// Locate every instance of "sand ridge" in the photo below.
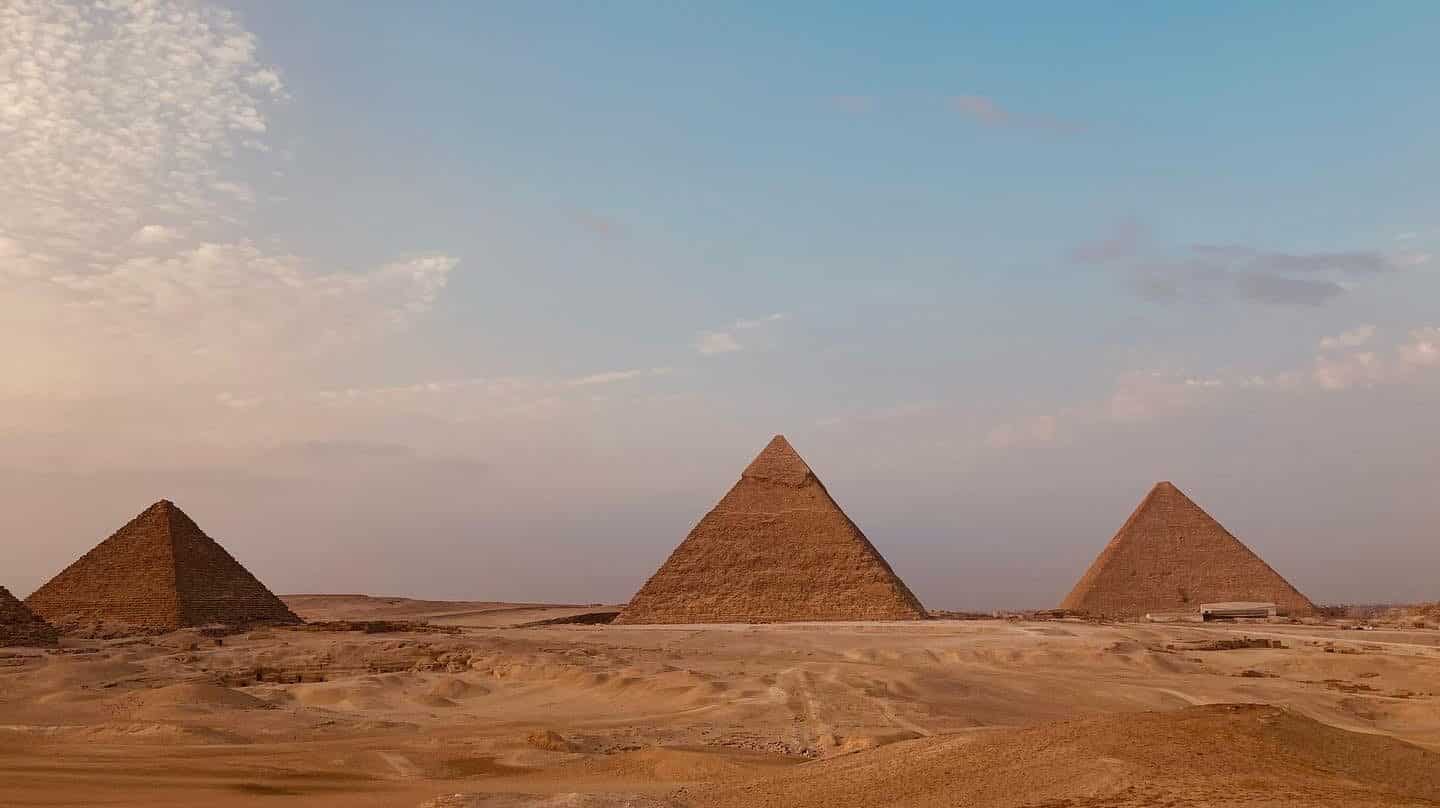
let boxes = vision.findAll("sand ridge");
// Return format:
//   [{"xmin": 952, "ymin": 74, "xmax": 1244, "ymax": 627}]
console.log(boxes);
[{"xmin": 697, "ymin": 703, "xmax": 1440, "ymax": 808}]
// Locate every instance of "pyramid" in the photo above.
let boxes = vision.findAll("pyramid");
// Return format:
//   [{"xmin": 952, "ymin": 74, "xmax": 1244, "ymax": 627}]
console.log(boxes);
[
  {"xmin": 615, "ymin": 435, "xmax": 928, "ymax": 624},
  {"xmin": 26, "ymin": 500, "xmax": 302, "ymax": 632},
  {"xmin": 0, "ymin": 586, "xmax": 59, "ymax": 647},
  {"xmin": 1060, "ymin": 481, "xmax": 1315, "ymax": 618}
]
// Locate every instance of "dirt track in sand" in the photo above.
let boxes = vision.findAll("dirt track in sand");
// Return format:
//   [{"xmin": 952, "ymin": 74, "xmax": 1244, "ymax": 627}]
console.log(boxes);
[{"xmin": 2, "ymin": 596, "xmax": 1439, "ymax": 807}]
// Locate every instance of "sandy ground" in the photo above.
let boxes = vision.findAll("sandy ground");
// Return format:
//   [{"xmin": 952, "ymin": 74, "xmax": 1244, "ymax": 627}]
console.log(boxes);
[{"xmin": 3, "ymin": 596, "xmax": 1440, "ymax": 807}]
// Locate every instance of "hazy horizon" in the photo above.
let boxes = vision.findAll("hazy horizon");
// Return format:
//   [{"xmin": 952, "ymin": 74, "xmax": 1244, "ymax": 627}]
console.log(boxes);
[{"xmin": 3, "ymin": 1, "xmax": 1437, "ymax": 612}]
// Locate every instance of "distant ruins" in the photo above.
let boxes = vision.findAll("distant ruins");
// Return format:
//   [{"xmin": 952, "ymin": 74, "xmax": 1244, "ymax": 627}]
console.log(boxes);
[
  {"xmin": 615, "ymin": 435, "xmax": 928, "ymax": 624},
  {"xmin": 0, "ymin": 586, "xmax": 58, "ymax": 647},
  {"xmin": 26, "ymin": 500, "xmax": 302, "ymax": 632},
  {"xmin": 1061, "ymin": 481, "xmax": 1315, "ymax": 618}
]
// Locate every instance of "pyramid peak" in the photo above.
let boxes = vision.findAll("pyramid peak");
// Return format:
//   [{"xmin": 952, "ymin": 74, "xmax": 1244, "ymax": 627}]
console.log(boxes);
[
  {"xmin": 742, "ymin": 434, "xmax": 814, "ymax": 486},
  {"xmin": 143, "ymin": 499, "xmax": 179, "ymax": 514}
]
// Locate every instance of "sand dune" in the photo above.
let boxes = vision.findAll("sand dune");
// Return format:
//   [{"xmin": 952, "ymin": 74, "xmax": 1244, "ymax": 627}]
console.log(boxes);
[
  {"xmin": 698, "ymin": 703, "xmax": 1440, "ymax": 808},
  {"xmin": 3, "ymin": 605, "xmax": 1440, "ymax": 806}
]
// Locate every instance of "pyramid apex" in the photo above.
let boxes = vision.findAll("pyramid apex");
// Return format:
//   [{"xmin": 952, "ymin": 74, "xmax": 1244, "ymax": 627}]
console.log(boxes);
[
  {"xmin": 764, "ymin": 434, "xmax": 794, "ymax": 451},
  {"xmin": 742, "ymin": 434, "xmax": 814, "ymax": 486},
  {"xmin": 1141, "ymin": 480, "xmax": 1186, "ymax": 501},
  {"xmin": 140, "ymin": 500, "xmax": 190, "ymax": 528}
]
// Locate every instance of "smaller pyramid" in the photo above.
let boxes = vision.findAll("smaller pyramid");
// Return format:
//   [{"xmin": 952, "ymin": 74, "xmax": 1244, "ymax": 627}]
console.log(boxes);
[
  {"xmin": 0, "ymin": 586, "xmax": 59, "ymax": 647},
  {"xmin": 26, "ymin": 501, "xmax": 302, "ymax": 632},
  {"xmin": 1060, "ymin": 482, "xmax": 1315, "ymax": 618},
  {"xmin": 615, "ymin": 435, "xmax": 928, "ymax": 624}
]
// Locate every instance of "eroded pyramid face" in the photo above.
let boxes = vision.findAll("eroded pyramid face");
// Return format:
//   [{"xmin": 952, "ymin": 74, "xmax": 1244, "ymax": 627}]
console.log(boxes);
[
  {"xmin": 615, "ymin": 435, "xmax": 928, "ymax": 624},
  {"xmin": 25, "ymin": 500, "xmax": 301, "ymax": 632},
  {"xmin": 1060, "ymin": 482, "xmax": 1314, "ymax": 618}
]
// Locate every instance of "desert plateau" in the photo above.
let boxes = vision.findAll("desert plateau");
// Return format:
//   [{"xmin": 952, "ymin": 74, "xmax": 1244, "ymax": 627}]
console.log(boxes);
[{"xmin": 4, "ymin": 595, "xmax": 1440, "ymax": 807}]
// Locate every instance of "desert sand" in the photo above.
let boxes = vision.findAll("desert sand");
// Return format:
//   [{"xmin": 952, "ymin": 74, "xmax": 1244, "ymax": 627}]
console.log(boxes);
[{"xmin": 3, "ymin": 595, "xmax": 1440, "ymax": 807}]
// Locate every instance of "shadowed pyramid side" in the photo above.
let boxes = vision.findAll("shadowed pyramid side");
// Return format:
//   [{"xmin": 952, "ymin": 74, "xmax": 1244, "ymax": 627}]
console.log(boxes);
[
  {"xmin": 1060, "ymin": 481, "xmax": 1315, "ymax": 618},
  {"xmin": 26, "ymin": 500, "xmax": 301, "ymax": 632},
  {"xmin": 0, "ymin": 586, "xmax": 58, "ymax": 647},
  {"xmin": 615, "ymin": 435, "xmax": 928, "ymax": 624},
  {"xmin": 164, "ymin": 504, "xmax": 302, "ymax": 627}
]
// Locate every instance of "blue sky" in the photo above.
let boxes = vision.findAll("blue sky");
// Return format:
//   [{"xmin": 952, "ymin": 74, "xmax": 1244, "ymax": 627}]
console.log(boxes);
[
  {"xmin": 235, "ymin": 0, "xmax": 1440, "ymax": 381},
  {"xmin": 2, "ymin": 1, "xmax": 1438, "ymax": 609}
]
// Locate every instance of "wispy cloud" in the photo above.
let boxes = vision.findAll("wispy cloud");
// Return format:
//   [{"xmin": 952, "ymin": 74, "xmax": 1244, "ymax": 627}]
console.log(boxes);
[
  {"xmin": 1315, "ymin": 326, "xmax": 1440, "ymax": 389},
  {"xmin": 732, "ymin": 313, "xmax": 788, "ymax": 330},
  {"xmin": 1131, "ymin": 250, "xmax": 1416, "ymax": 306},
  {"xmin": 985, "ymin": 415, "xmax": 1058, "ymax": 449},
  {"xmin": 0, "ymin": 0, "xmax": 459, "ymax": 401},
  {"xmin": 1190, "ymin": 245, "xmax": 1401, "ymax": 275},
  {"xmin": 312, "ymin": 367, "xmax": 671, "ymax": 404},
  {"xmin": 1319, "ymin": 325, "xmax": 1376, "ymax": 351},
  {"xmin": 1398, "ymin": 327, "xmax": 1440, "ymax": 368},
  {"xmin": 1068, "ymin": 220, "xmax": 1145, "ymax": 264},
  {"xmin": 949, "ymin": 95, "xmax": 1083, "ymax": 133},
  {"xmin": 1312, "ymin": 350, "xmax": 1386, "ymax": 391},
  {"xmin": 0, "ymin": 0, "xmax": 283, "ymax": 252},
  {"xmin": 984, "ymin": 325, "xmax": 1440, "ymax": 446},
  {"xmin": 1070, "ymin": 222, "xmax": 1427, "ymax": 307},
  {"xmin": 694, "ymin": 313, "xmax": 788, "ymax": 356},
  {"xmin": 816, "ymin": 400, "xmax": 941, "ymax": 430},
  {"xmin": 696, "ymin": 331, "xmax": 742, "ymax": 355},
  {"xmin": 130, "ymin": 225, "xmax": 182, "ymax": 247},
  {"xmin": 567, "ymin": 368, "xmax": 672, "ymax": 387}
]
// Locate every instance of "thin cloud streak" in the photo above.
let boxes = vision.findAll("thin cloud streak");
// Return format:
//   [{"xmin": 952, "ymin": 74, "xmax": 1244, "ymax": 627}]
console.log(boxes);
[
  {"xmin": 949, "ymin": 94, "xmax": 1085, "ymax": 133},
  {"xmin": 1070, "ymin": 222, "xmax": 1428, "ymax": 306},
  {"xmin": 695, "ymin": 313, "xmax": 788, "ymax": 356},
  {"xmin": 985, "ymin": 325, "xmax": 1440, "ymax": 449}
]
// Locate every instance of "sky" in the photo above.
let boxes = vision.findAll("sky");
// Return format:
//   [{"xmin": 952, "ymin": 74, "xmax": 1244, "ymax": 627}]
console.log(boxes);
[{"xmin": 2, "ymin": 0, "xmax": 1438, "ymax": 610}]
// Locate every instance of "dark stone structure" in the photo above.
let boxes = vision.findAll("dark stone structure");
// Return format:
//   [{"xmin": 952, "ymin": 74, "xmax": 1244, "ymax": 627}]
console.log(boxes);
[
  {"xmin": 26, "ymin": 500, "xmax": 301, "ymax": 632},
  {"xmin": 1061, "ymin": 482, "xmax": 1315, "ymax": 618},
  {"xmin": 616, "ymin": 435, "xmax": 927, "ymax": 624}
]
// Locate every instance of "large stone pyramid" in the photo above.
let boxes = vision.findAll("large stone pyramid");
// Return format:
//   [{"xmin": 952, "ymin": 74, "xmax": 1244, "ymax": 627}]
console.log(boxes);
[
  {"xmin": 1060, "ymin": 481, "xmax": 1315, "ymax": 618},
  {"xmin": 26, "ymin": 500, "xmax": 302, "ymax": 632},
  {"xmin": 0, "ymin": 586, "xmax": 58, "ymax": 647},
  {"xmin": 615, "ymin": 435, "xmax": 928, "ymax": 624}
]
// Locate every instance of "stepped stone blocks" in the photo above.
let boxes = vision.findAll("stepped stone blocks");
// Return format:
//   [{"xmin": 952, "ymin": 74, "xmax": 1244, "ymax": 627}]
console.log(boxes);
[
  {"xmin": 0, "ymin": 586, "xmax": 58, "ymax": 647},
  {"xmin": 1060, "ymin": 481, "xmax": 1315, "ymax": 619},
  {"xmin": 26, "ymin": 500, "xmax": 302, "ymax": 632},
  {"xmin": 615, "ymin": 435, "xmax": 928, "ymax": 624}
]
